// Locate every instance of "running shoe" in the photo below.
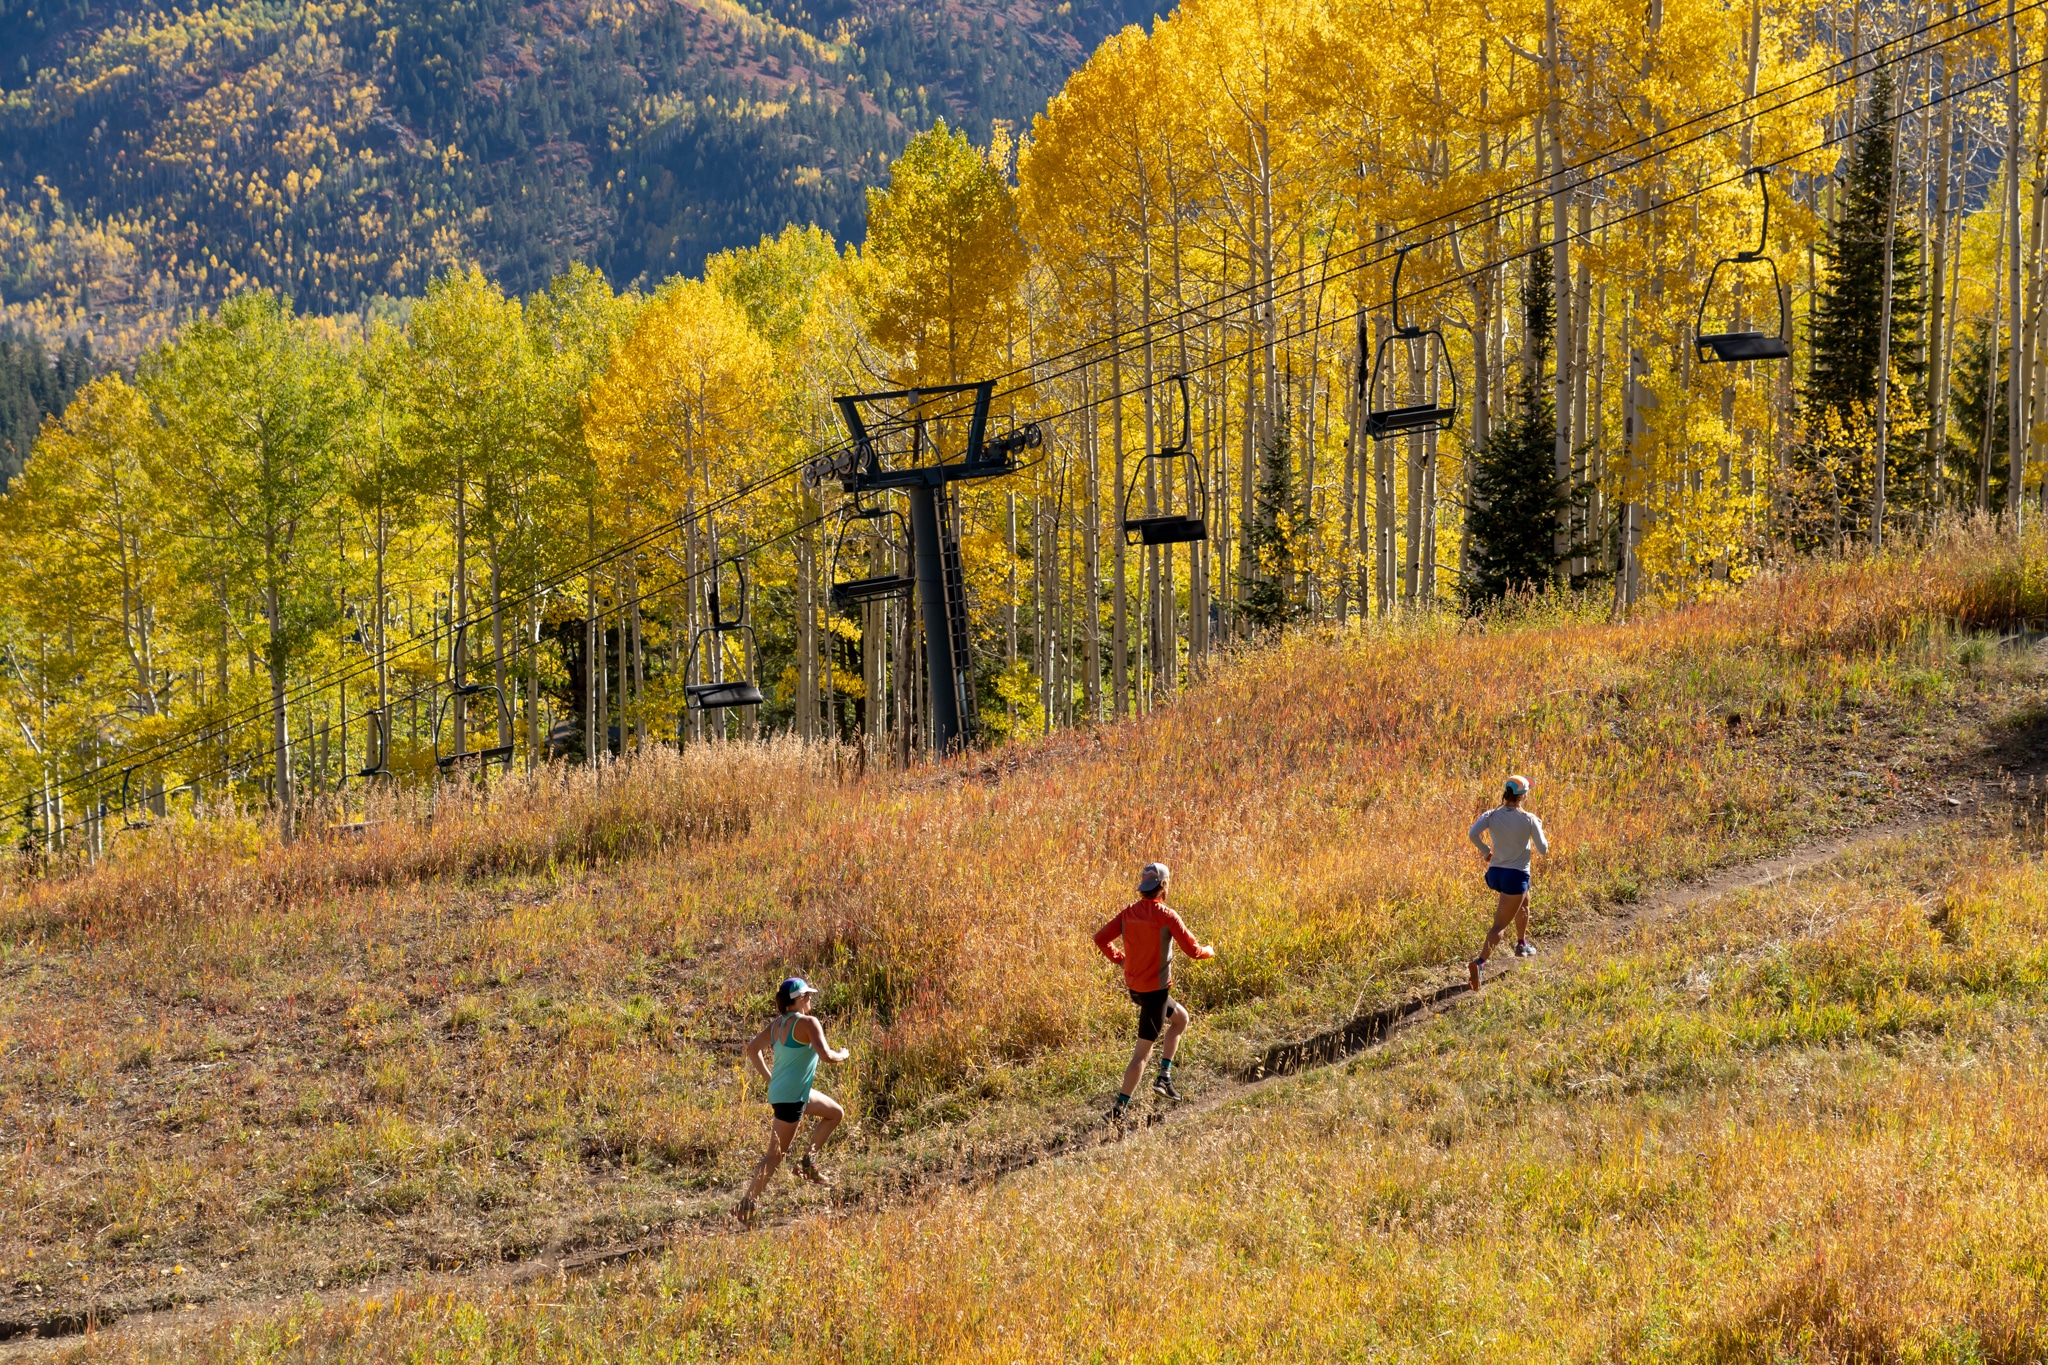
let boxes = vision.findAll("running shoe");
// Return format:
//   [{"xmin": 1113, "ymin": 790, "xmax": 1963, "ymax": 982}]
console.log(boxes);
[
  {"xmin": 1106, "ymin": 1100, "xmax": 1133, "ymax": 1127},
  {"xmin": 1514, "ymin": 940, "xmax": 1537, "ymax": 958},
  {"xmin": 1152, "ymin": 1073, "xmax": 1182, "ymax": 1102},
  {"xmin": 732, "ymin": 1197, "xmax": 756, "ymax": 1228},
  {"xmin": 796, "ymin": 1153, "xmax": 833, "ymax": 1187}
]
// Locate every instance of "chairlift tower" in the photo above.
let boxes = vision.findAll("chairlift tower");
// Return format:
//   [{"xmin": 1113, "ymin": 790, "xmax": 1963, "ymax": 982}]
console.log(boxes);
[{"xmin": 811, "ymin": 381, "xmax": 1039, "ymax": 754}]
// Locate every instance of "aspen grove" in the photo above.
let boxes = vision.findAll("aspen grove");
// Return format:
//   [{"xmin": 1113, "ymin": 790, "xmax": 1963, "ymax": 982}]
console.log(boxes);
[{"xmin": 2, "ymin": 0, "xmax": 2039, "ymax": 853}]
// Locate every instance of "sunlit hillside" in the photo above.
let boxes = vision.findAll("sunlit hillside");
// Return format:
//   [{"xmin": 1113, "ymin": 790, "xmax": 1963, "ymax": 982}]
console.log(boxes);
[
  {"xmin": 0, "ymin": 0, "xmax": 1152, "ymax": 366},
  {"xmin": 0, "ymin": 540, "xmax": 2043, "ymax": 1356},
  {"xmin": 4, "ymin": 0, "xmax": 2048, "ymax": 1345}
]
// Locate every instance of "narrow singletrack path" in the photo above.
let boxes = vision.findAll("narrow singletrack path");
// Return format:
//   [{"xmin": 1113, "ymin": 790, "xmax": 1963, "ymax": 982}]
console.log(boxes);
[{"xmin": 9, "ymin": 763, "xmax": 2045, "ymax": 1357}]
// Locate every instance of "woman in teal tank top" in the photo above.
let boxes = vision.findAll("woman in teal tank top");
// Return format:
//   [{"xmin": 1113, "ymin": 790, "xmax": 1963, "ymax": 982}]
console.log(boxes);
[{"xmin": 735, "ymin": 976, "xmax": 849, "ymax": 1227}]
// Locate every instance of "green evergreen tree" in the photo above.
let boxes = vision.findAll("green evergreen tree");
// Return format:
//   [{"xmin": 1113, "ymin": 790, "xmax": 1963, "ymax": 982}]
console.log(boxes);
[
  {"xmin": 1239, "ymin": 427, "xmax": 1311, "ymax": 630},
  {"xmin": 1464, "ymin": 249, "xmax": 1568, "ymax": 605},
  {"xmin": 0, "ymin": 328, "xmax": 92, "ymax": 492},
  {"xmin": 1792, "ymin": 67, "xmax": 1931, "ymax": 546},
  {"xmin": 1946, "ymin": 326, "xmax": 2014, "ymax": 510},
  {"xmin": 1806, "ymin": 68, "xmax": 1926, "ymax": 417}
]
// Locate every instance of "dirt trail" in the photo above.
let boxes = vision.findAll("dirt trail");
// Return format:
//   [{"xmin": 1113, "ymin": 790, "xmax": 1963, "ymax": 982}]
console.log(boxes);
[{"xmin": 9, "ymin": 765, "xmax": 2045, "ymax": 1358}]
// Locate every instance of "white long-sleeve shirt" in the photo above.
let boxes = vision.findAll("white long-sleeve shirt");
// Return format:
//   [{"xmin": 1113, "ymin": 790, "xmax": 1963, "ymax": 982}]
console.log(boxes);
[{"xmin": 1469, "ymin": 805, "xmax": 1549, "ymax": 871}]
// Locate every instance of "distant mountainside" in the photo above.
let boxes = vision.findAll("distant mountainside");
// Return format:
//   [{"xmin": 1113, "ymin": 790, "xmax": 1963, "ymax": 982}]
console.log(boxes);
[{"xmin": 0, "ymin": 0, "xmax": 1154, "ymax": 363}]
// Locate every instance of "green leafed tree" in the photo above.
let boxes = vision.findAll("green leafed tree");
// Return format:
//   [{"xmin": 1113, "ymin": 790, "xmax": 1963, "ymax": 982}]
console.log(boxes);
[{"xmin": 141, "ymin": 294, "xmax": 361, "ymax": 840}]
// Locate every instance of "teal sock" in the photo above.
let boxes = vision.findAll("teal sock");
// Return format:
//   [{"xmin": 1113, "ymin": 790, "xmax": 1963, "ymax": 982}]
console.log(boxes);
[
  {"xmin": 1114, "ymin": 1092, "xmax": 1130, "ymax": 1107},
  {"xmin": 1157, "ymin": 1057, "xmax": 1175, "ymax": 1074}
]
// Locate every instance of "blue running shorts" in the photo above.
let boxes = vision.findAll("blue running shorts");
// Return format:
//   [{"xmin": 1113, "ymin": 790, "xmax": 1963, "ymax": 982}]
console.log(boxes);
[{"xmin": 1485, "ymin": 866, "xmax": 1532, "ymax": 896}]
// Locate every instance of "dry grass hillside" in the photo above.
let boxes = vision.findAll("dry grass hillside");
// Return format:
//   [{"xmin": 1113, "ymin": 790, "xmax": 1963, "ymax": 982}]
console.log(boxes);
[{"xmin": 2, "ymin": 535, "xmax": 2046, "ymax": 1357}]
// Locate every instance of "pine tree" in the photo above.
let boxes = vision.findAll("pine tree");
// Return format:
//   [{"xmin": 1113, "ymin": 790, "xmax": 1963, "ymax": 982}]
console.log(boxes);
[
  {"xmin": 1239, "ymin": 427, "xmax": 1310, "ymax": 630},
  {"xmin": 1793, "ymin": 67, "xmax": 1928, "ymax": 544},
  {"xmin": 0, "ymin": 329, "xmax": 92, "ymax": 492},
  {"xmin": 1946, "ymin": 326, "xmax": 2013, "ymax": 510},
  {"xmin": 1464, "ymin": 250, "xmax": 1568, "ymax": 605},
  {"xmin": 1806, "ymin": 67, "xmax": 1926, "ymax": 420}
]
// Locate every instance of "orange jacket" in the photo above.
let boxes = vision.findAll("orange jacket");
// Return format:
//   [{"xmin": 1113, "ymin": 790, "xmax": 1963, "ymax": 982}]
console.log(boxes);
[{"xmin": 1094, "ymin": 896, "xmax": 1212, "ymax": 993}]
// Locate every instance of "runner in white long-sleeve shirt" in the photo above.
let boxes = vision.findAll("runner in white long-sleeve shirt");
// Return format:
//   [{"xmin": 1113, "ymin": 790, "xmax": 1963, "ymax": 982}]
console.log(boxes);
[{"xmin": 1467, "ymin": 775, "xmax": 1549, "ymax": 991}]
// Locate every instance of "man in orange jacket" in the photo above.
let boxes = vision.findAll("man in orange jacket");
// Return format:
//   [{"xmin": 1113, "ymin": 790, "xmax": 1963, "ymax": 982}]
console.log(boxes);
[{"xmin": 1094, "ymin": 861, "xmax": 1216, "ymax": 1120}]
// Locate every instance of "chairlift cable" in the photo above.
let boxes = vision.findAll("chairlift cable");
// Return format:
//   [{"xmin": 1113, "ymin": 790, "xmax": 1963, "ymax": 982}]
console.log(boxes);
[
  {"xmin": 33, "ymin": 504, "xmax": 851, "ymax": 844},
  {"xmin": 16, "ymin": 446, "xmax": 838, "ymax": 809},
  {"xmin": 15, "ymin": 14, "xmax": 2024, "ymax": 817},
  {"xmin": 898, "ymin": 2, "xmax": 2023, "ymax": 438},
  {"xmin": 1013, "ymin": 43, "xmax": 2041, "ymax": 437},
  {"xmin": 947, "ymin": 0, "xmax": 2032, "ymax": 405}
]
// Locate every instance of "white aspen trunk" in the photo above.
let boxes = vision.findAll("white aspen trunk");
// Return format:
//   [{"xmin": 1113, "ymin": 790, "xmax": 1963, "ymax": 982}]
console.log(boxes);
[
  {"xmin": 1340, "ymin": 305, "xmax": 1360, "ymax": 625},
  {"xmin": 2009, "ymin": 0, "xmax": 2027, "ymax": 532},
  {"xmin": 1546, "ymin": 0, "xmax": 1574, "ymax": 572},
  {"xmin": 1402, "ymin": 336, "xmax": 1423, "ymax": 604},
  {"xmin": 584, "ymin": 504, "xmax": 597, "ymax": 760},
  {"xmin": 453, "ymin": 457, "xmax": 469, "ymax": 759},
  {"xmin": 1873, "ymin": 65, "xmax": 1904, "ymax": 550},
  {"xmin": 490, "ymin": 534, "xmax": 508, "ymax": 749},
  {"xmin": 1571, "ymin": 193, "xmax": 1593, "ymax": 579},
  {"xmin": 1985, "ymin": 199, "xmax": 2009, "ymax": 513},
  {"xmin": 1110, "ymin": 276, "xmax": 1130, "ymax": 715},
  {"xmin": 1929, "ymin": 9, "xmax": 1956, "ymax": 473},
  {"xmin": 1084, "ymin": 376, "xmax": 1102, "ymax": 720},
  {"xmin": 2024, "ymin": 65, "xmax": 2048, "ymax": 513}
]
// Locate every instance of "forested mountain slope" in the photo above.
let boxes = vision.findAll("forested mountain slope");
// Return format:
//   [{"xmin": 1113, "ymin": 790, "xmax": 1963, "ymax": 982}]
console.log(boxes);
[{"xmin": 0, "ymin": 0, "xmax": 1152, "ymax": 360}]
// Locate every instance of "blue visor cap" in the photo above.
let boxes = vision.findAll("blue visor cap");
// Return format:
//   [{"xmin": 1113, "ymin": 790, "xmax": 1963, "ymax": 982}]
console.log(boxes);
[{"xmin": 778, "ymin": 977, "xmax": 815, "ymax": 1002}]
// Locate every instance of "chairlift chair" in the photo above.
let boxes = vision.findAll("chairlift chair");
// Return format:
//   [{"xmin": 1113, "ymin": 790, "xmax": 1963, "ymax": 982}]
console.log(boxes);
[
  {"xmin": 117, "ymin": 768, "xmax": 195, "ymax": 834},
  {"xmin": 1364, "ymin": 246, "xmax": 1461, "ymax": 441},
  {"xmin": 119, "ymin": 766, "xmax": 152, "ymax": 832},
  {"xmin": 434, "ymin": 682, "xmax": 515, "ymax": 771},
  {"xmin": 829, "ymin": 494, "xmax": 916, "ymax": 609},
  {"xmin": 1695, "ymin": 168, "xmax": 1792, "ymax": 364},
  {"xmin": 358, "ymin": 708, "xmax": 393, "ymax": 779},
  {"xmin": 433, "ymin": 627, "xmax": 515, "ymax": 771},
  {"xmin": 1121, "ymin": 374, "xmax": 1208, "ymax": 546},
  {"xmin": 344, "ymin": 607, "xmax": 392, "ymax": 776},
  {"xmin": 685, "ymin": 555, "xmax": 766, "ymax": 711},
  {"xmin": 344, "ymin": 605, "xmax": 374, "ymax": 656}
]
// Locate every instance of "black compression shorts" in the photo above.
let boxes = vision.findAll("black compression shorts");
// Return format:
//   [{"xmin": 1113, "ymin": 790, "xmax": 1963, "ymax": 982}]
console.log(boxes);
[{"xmin": 1130, "ymin": 987, "xmax": 1175, "ymax": 1042}]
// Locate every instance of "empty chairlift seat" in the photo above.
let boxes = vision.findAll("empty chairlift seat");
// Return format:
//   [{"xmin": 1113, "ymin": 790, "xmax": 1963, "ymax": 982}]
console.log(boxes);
[
  {"xmin": 435, "ymin": 680, "xmax": 515, "ymax": 771},
  {"xmin": 1696, "ymin": 167, "xmax": 1792, "ymax": 365},
  {"xmin": 1364, "ymin": 245, "xmax": 1460, "ymax": 442},
  {"xmin": 686, "ymin": 553, "xmax": 765, "ymax": 711},
  {"xmin": 829, "ymin": 496, "xmax": 916, "ymax": 609},
  {"xmin": 1121, "ymin": 373, "xmax": 1209, "ymax": 546}
]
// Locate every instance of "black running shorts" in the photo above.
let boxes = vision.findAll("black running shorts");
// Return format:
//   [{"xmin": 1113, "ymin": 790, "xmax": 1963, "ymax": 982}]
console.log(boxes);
[
  {"xmin": 1130, "ymin": 987, "xmax": 1174, "ymax": 1041},
  {"xmin": 770, "ymin": 1100, "xmax": 808, "ymax": 1123}
]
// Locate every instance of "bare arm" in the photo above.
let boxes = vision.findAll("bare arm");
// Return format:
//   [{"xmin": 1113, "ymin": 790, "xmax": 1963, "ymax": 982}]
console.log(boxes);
[
  {"xmin": 740, "ymin": 1022, "xmax": 775, "ymax": 1082},
  {"xmin": 798, "ymin": 1014, "xmax": 850, "ymax": 1065}
]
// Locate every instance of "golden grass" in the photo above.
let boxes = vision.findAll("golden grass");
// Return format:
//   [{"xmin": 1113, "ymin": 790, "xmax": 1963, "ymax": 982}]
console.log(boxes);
[
  {"xmin": 1, "ymin": 535, "xmax": 2044, "ymax": 1335},
  {"xmin": 142, "ymin": 818, "xmax": 2048, "ymax": 1364}
]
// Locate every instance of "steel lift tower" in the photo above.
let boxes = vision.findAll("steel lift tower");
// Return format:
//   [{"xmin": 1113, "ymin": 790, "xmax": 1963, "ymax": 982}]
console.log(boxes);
[{"xmin": 809, "ymin": 382, "xmax": 1038, "ymax": 754}]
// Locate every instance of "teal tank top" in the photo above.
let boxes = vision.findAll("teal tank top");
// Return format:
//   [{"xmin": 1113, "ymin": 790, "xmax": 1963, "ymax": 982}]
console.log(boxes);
[{"xmin": 767, "ymin": 1013, "xmax": 819, "ymax": 1104}]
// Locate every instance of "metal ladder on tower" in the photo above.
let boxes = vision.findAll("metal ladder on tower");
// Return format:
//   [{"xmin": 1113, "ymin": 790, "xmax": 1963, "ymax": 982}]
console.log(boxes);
[{"xmin": 938, "ymin": 491, "xmax": 976, "ymax": 741}]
